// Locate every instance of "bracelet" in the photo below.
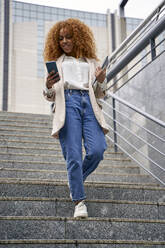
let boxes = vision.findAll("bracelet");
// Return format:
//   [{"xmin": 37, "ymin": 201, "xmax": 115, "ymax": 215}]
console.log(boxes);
[
  {"xmin": 44, "ymin": 87, "xmax": 54, "ymax": 97},
  {"xmin": 97, "ymin": 77, "xmax": 107, "ymax": 91}
]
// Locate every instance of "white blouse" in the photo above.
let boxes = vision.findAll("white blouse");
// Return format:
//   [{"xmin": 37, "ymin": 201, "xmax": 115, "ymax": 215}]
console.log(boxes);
[{"xmin": 62, "ymin": 56, "xmax": 89, "ymax": 90}]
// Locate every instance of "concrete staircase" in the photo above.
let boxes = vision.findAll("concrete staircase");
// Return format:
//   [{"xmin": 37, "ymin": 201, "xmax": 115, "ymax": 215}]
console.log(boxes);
[{"xmin": 0, "ymin": 111, "xmax": 165, "ymax": 247}]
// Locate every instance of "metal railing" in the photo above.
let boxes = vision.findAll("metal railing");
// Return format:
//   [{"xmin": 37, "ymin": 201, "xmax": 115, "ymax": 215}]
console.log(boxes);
[
  {"xmin": 106, "ymin": 0, "xmax": 165, "ymax": 92},
  {"xmin": 102, "ymin": 0, "xmax": 165, "ymax": 186},
  {"xmin": 102, "ymin": 93, "xmax": 165, "ymax": 186}
]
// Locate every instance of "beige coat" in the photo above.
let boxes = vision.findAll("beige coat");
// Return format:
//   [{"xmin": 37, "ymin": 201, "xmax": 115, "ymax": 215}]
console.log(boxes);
[{"xmin": 43, "ymin": 54, "xmax": 109, "ymax": 138}]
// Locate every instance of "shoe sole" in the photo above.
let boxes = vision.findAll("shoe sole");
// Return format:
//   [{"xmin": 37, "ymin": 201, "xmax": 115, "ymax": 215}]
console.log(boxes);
[{"xmin": 74, "ymin": 213, "xmax": 88, "ymax": 218}]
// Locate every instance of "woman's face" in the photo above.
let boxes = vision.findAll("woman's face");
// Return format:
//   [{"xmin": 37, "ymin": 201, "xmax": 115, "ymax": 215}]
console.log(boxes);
[{"xmin": 59, "ymin": 27, "xmax": 74, "ymax": 55}]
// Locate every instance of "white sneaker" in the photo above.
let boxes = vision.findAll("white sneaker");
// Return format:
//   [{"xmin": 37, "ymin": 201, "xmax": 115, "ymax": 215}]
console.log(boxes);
[{"xmin": 74, "ymin": 201, "xmax": 88, "ymax": 218}]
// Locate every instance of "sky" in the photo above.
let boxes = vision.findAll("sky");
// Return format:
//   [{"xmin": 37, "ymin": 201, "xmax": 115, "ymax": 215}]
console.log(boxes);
[{"xmin": 16, "ymin": 0, "xmax": 163, "ymax": 19}]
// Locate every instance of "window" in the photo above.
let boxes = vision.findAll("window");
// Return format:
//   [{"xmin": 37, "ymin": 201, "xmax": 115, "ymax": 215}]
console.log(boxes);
[
  {"xmin": 15, "ymin": 2, "xmax": 24, "ymax": 9},
  {"xmin": 23, "ymin": 3, "xmax": 30, "ymax": 10},
  {"xmin": 15, "ymin": 16, "xmax": 23, "ymax": 22},
  {"xmin": 31, "ymin": 4, "xmax": 37, "ymax": 11},
  {"xmin": 23, "ymin": 17, "xmax": 30, "ymax": 22},
  {"xmin": 30, "ymin": 11, "xmax": 37, "ymax": 19},
  {"xmin": 37, "ymin": 12, "xmax": 44, "ymax": 19},
  {"xmin": 15, "ymin": 8, "xmax": 23, "ymax": 16},
  {"xmin": 23, "ymin": 10, "xmax": 30, "ymax": 17}
]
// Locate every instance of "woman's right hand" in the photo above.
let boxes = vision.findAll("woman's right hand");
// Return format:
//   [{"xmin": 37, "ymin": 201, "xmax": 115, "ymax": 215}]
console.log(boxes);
[{"xmin": 46, "ymin": 70, "xmax": 60, "ymax": 89}]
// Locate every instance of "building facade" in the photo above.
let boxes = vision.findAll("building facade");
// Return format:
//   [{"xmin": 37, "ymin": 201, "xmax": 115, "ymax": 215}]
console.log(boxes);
[{"xmin": 0, "ymin": 0, "xmax": 142, "ymax": 114}]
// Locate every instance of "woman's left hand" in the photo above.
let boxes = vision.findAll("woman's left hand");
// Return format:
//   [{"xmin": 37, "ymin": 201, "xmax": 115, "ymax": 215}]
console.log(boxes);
[{"xmin": 95, "ymin": 66, "xmax": 106, "ymax": 83}]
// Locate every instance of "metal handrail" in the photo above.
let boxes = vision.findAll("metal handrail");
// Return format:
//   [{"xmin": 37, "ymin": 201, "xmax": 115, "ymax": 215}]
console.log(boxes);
[
  {"xmin": 103, "ymin": 100, "xmax": 165, "ymax": 142},
  {"xmin": 104, "ymin": 92, "xmax": 165, "ymax": 128},
  {"xmin": 107, "ymin": 124, "xmax": 165, "ymax": 174},
  {"xmin": 109, "ymin": 0, "xmax": 165, "ymax": 61},
  {"xmin": 107, "ymin": 36, "xmax": 165, "ymax": 91},
  {"xmin": 106, "ymin": 13, "xmax": 165, "ymax": 82},
  {"xmin": 102, "ymin": 1, "xmax": 165, "ymax": 186},
  {"xmin": 106, "ymin": 135, "xmax": 165, "ymax": 186},
  {"xmin": 102, "ymin": 96, "xmax": 165, "ymax": 186},
  {"xmin": 103, "ymin": 110, "xmax": 165, "ymax": 158},
  {"xmin": 111, "ymin": 6, "xmax": 165, "ymax": 64}
]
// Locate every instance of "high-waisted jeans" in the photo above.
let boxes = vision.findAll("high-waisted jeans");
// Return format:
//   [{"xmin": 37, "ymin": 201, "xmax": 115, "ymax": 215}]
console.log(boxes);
[{"xmin": 59, "ymin": 89, "xmax": 107, "ymax": 201}]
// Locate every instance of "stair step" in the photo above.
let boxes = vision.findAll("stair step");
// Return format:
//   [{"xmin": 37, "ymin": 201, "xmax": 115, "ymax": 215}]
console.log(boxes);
[
  {"xmin": 0, "ymin": 111, "xmax": 164, "ymax": 245},
  {"xmin": 0, "ymin": 128, "xmax": 50, "ymax": 137},
  {"xmin": 0, "ymin": 168, "xmax": 156, "ymax": 183},
  {"xmin": 0, "ymin": 133, "xmax": 55, "ymax": 143},
  {"xmin": 0, "ymin": 146, "xmax": 123, "ymax": 158},
  {"xmin": 0, "ymin": 179, "xmax": 163, "ymax": 201},
  {"xmin": 0, "ymin": 138, "xmax": 114, "ymax": 151},
  {"xmin": 0, "ymin": 119, "xmax": 52, "ymax": 128},
  {"xmin": 0, "ymin": 239, "xmax": 165, "ymax": 247},
  {"xmin": 0, "ymin": 151, "xmax": 132, "ymax": 164},
  {"xmin": 0, "ymin": 122, "xmax": 52, "ymax": 130},
  {"xmin": 0, "ymin": 197, "xmax": 164, "ymax": 219},
  {"xmin": 0, "ymin": 111, "xmax": 52, "ymax": 121},
  {"xmin": 0, "ymin": 134, "xmax": 112, "ymax": 149},
  {"xmin": 0, "ymin": 160, "xmax": 140, "ymax": 173},
  {"xmin": 0, "ymin": 216, "xmax": 165, "ymax": 241},
  {"xmin": 0, "ymin": 139, "xmax": 63, "ymax": 149}
]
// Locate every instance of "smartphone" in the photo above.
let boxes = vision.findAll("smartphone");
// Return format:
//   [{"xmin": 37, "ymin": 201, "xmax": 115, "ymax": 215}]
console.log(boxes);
[
  {"xmin": 46, "ymin": 61, "xmax": 58, "ymax": 74},
  {"xmin": 92, "ymin": 56, "xmax": 109, "ymax": 86},
  {"xmin": 101, "ymin": 56, "xmax": 109, "ymax": 70}
]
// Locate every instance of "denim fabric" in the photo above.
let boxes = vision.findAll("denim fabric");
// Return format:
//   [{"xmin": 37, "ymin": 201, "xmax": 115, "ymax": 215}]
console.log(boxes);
[{"xmin": 59, "ymin": 89, "xmax": 107, "ymax": 201}]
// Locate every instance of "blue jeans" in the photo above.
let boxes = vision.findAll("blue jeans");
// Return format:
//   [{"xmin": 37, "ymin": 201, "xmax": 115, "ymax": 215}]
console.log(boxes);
[{"xmin": 59, "ymin": 89, "xmax": 107, "ymax": 201}]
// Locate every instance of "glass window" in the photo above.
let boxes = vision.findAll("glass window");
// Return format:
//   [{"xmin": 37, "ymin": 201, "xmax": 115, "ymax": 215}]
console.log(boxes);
[
  {"xmin": 13, "ymin": 1, "xmax": 16, "ymax": 8},
  {"xmin": 37, "ymin": 12, "xmax": 44, "ymax": 19},
  {"xmin": 71, "ymin": 10, "xmax": 78, "ymax": 17},
  {"xmin": 23, "ymin": 3, "xmax": 30, "ymax": 10},
  {"xmin": 23, "ymin": 10, "xmax": 30, "ymax": 17},
  {"xmin": 23, "ymin": 17, "xmax": 30, "ymax": 22},
  {"xmin": 91, "ymin": 19, "xmax": 97, "ymax": 26},
  {"xmin": 45, "ymin": 6, "xmax": 52, "ymax": 13},
  {"xmin": 15, "ymin": 2, "xmax": 24, "ymax": 9},
  {"xmin": 85, "ymin": 12, "xmax": 91, "ymax": 19},
  {"xmin": 13, "ymin": 15, "xmax": 16, "ymax": 23},
  {"xmin": 30, "ymin": 11, "xmax": 37, "ymax": 18},
  {"xmin": 57, "ymin": 15, "xmax": 65, "ymax": 21},
  {"xmin": 58, "ymin": 8, "xmax": 64, "ymax": 15},
  {"xmin": 38, "ymin": 43, "xmax": 44, "ymax": 50},
  {"xmin": 37, "ymin": 24, "xmax": 44, "ymax": 31},
  {"xmin": 64, "ymin": 9, "xmax": 71, "ymax": 16},
  {"xmin": 15, "ymin": 8, "xmax": 23, "ymax": 16},
  {"xmin": 31, "ymin": 4, "xmax": 37, "ymax": 11},
  {"xmin": 44, "ymin": 13, "xmax": 51, "ymax": 21},
  {"xmin": 15, "ymin": 16, "xmax": 23, "ymax": 22},
  {"xmin": 51, "ymin": 15, "xmax": 58, "ymax": 21},
  {"xmin": 37, "ymin": 19, "xmax": 44, "ymax": 25},
  {"xmin": 38, "ymin": 50, "xmax": 43, "ymax": 56},
  {"xmin": 79, "ymin": 11, "xmax": 85, "ymax": 18},
  {"xmin": 37, "ymin": 5, "xmax": 44, "ymax": 12},
  {"xmin": 51, "ymin": 8, "xmax": 58, "ymax": 15},
  {"xmin": 38, "ymin": 29, "xmax": 43, "ymax": 36},
  {"xmin": 84, "ymin": 19, "xmax": 91, "ymax": 26}
]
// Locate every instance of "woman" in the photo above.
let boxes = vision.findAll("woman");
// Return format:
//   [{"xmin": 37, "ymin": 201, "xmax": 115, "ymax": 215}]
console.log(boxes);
[{"xmin": 43, "ymin": 18, "xmax": 109, "ymax": 218}]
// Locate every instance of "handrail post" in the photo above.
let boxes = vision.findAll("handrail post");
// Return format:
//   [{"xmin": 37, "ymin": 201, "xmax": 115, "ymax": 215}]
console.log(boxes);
[
  {"xmin": 150, "ymin": 38, "xmax": 156, "ymax": 60},
  {"xmin": 112, "ymin": 97, "xmax": 118, "ymax": 152}
]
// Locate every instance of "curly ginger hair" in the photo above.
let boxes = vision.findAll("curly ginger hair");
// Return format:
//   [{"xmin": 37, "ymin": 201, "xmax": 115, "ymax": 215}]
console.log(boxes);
[{"xmin": 43, "ymin": 18, "xmax": 98, "ymax": 61}]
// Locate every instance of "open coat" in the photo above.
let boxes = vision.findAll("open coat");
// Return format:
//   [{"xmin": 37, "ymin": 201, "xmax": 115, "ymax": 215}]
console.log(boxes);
[{"xmin": 43, "ymin": 54, "xmax": 109, "ymax": 138}]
